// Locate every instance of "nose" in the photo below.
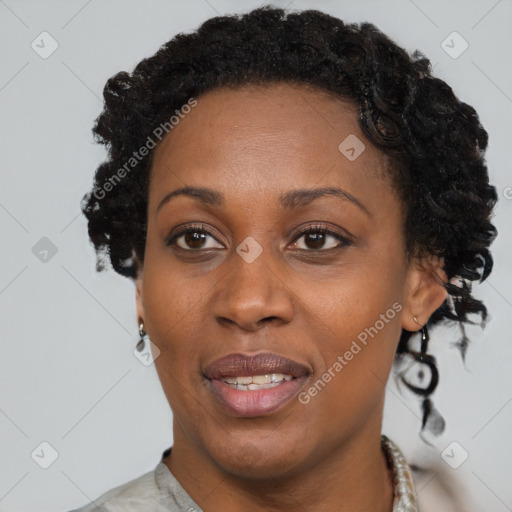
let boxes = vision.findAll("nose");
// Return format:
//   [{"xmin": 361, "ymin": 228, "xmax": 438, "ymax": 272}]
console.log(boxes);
[{"xmin": 211, "ymin": 248, "xmax": 294, "ymax": 332}]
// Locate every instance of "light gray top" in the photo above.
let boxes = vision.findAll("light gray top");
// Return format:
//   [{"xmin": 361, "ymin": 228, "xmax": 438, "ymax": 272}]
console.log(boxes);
[
  {"xmin": 69, "ymin": 458, "xmax": 200, "ymax": 512},
  {"xmin": 69, "ymin": 436, "xmax": 418, "ymax": 511}
]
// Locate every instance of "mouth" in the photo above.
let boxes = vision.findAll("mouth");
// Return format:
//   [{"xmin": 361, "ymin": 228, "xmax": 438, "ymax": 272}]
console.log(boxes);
[
  {"xmin": 203, "ymin": 353, "xmax": 310, "ymax": 417},
  {"xmin": 222, "ymin": 373, "xmax": 294, "ymax": 390}
]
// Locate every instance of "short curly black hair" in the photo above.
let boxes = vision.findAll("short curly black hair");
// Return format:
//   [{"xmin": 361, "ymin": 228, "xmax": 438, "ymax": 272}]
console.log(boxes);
[{"xmin": 82, "ymin": 6, "xmax": 497, "ymax": 435}]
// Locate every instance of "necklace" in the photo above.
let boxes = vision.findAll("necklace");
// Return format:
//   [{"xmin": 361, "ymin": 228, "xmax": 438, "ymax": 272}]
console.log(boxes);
[{"xmin": 381, "ymin": 435, "xmax": 419, "ymax": 511}]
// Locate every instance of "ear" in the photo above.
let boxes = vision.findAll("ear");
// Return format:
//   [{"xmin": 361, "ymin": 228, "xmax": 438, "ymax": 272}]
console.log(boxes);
[{"xmin": 401, "ymin": 255, "xmax": 448, "ymax": 332}]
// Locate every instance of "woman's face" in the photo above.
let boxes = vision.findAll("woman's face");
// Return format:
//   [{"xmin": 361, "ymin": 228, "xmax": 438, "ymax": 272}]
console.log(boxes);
[{"xmin": 137, "ymin": 83, "xmax": 445, "ymax": 478}]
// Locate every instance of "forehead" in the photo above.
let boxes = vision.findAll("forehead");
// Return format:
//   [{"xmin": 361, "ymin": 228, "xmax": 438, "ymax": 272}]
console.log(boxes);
[{"xmin": 149, "ymin": 83, "xmax": 390, "ymax": 209}]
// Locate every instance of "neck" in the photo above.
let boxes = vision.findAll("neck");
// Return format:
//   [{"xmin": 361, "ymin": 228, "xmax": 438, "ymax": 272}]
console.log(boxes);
[{"xmin": 166, "ymin": 417, "xmax": 395, "ymax": 512}]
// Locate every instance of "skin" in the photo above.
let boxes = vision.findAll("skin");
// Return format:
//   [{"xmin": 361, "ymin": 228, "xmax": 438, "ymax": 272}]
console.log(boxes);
[{"xmin": 136, "ymin": 83, "xmax": 447, "ymax": 512}]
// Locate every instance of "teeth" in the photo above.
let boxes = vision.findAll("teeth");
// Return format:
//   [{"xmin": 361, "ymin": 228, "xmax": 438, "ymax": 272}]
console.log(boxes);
[
  {"xmin": 222, "ymin": 373, "xmax": 293, "ymax": 390},
  {"xmin": 232, "ymin": 376, "xmax": 253, "ymax": 385},
  {"xmin": 252, "ymin": 375, "xmax": 273, "ymax": 385}
]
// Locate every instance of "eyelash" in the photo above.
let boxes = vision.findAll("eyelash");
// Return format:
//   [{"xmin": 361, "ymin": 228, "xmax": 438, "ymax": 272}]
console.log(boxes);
[
  {"xmin": 292, "ymin": 224, "xmax": 353, "ymax": 249},
  {"xmin": 166, "ymin": 223, "xmax": 353, "ymax": 252}
]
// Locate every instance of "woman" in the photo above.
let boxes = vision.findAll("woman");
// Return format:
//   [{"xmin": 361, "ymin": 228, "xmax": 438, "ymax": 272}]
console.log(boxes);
[{"xmin": 74, "ymin": 6, "xmax": 497, "ymax": 511}]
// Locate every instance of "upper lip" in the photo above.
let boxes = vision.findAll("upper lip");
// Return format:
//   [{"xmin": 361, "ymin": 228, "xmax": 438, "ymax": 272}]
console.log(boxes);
[{"xmin": 204, "ymin": 353, "xmax": 310, "ymax": 380}]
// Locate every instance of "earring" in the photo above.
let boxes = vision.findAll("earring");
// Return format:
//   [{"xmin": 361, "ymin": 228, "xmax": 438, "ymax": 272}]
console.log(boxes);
[
  {"xmin": 400, "ymin": 316, "xmax": 445, "ymax": 438},
  {"xmin": 136, "ymin": 321, "xmax": 146, "ymax": 352}
]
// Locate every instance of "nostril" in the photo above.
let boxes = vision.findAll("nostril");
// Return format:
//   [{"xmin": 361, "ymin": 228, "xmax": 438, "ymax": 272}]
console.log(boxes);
[{"xmin": 259, "ymin": 316, "xmax": 279, "ymax": 325}]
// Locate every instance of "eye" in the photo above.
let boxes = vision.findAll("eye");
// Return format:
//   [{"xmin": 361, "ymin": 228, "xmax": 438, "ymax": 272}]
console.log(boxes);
[
  {"xmin": 290, "ymin": 224, "xmax": 352, "ymax": 251},
  {"xmin": 166, "ymin": 223, "xmax": 352, "ymax": 253},
  {"xmin": 166, "ymin": 224, "xmax": 224, "ymax": 251}
]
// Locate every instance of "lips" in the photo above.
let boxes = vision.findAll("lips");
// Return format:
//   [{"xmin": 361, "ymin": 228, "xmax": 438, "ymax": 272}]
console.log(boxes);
[
  {"xmin": 204, "ymin": 353, "xmax": 310, "ymax": 379},
  {"xmin": 203, "ymin": 353, "xmax": 310, "ymax": 417}
]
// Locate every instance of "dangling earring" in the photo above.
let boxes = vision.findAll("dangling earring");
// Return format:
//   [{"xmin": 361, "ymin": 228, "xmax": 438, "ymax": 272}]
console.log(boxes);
[
  {"xmin": 136, "ymin": 321, "xmax": 146, "ymax": 352},
  {"xmin": 400, "ymin": 316, "xmax": 445, "ymax": 438}
]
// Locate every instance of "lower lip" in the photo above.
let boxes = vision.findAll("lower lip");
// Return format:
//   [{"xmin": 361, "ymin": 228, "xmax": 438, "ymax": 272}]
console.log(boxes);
[{"xmin": 208, "ymin": 377, "xmax": 307, "ymax": 417}]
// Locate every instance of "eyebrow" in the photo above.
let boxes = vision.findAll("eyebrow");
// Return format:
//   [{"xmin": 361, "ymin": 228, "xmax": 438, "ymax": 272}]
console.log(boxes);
[{"xmin": 156, "ymin": 186, "xmax": 370, "ymax": 217}]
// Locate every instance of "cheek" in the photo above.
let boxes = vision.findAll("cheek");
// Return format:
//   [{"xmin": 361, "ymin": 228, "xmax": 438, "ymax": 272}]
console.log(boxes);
[
  {"xmin": 294, "ymin": 244, "xmax": 405, "ymax": 340},
  {"xmin": 141, "ymin": 253, "xmax": 207, "ymax": 364},
  {"xmin": 300, "ymin": 298, "xmax": 403, "ymax": 440},
  {"xmin": 295, "ymin": 254, "xmax": 405, "ymax": 417},
  {"xmin": 141, "ymin": 263, "xmax": 209, "ymax": 414},
  {"xmin": 305, "ymin": 278, "xmax": 403, "ymax": 383}
]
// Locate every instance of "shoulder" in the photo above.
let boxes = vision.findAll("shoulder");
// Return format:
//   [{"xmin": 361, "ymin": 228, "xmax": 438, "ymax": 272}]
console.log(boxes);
[{"xmin": 68, "ymin": 462, "xmax": 192, "ymax": 512}]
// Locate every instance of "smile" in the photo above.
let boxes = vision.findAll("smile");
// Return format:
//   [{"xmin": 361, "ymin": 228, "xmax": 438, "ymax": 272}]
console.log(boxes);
[
  {"xmin": 204, "ymin": 353, "xmax": 310, "ymax": 417},
  {"xmin": 222, "ymin": 373, "xmax": 294, "ymax": 390}
]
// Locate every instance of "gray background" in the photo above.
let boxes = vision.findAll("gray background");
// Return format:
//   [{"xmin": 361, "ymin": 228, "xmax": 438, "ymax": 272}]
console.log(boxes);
[{"xmin": 1, "ymin": 0, "xmax": 511, "ymax": 510}]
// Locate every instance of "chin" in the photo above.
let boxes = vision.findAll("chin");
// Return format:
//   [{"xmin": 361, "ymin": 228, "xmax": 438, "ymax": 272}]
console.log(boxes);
[{"xmin": 206, "ymin": 433, "xmax": 309, "ymax": 480}]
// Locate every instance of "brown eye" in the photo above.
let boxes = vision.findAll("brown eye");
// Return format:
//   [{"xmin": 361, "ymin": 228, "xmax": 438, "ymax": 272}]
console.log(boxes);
[
  {"xmin": 290, "ymin": 226, "xmax": 352, "ymax": 251},
  {"xmin": 302, "ymin": 232, "xmax": 327, "ymax": 250},
  {"xmin": 182, "ymin": 231, "xmax": 208, "ymax": 249},
  {"xmin": 167, "ymin": 226, "xmax": 224, "ymax": 251}
]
